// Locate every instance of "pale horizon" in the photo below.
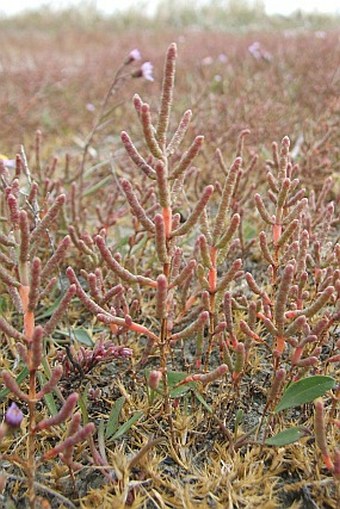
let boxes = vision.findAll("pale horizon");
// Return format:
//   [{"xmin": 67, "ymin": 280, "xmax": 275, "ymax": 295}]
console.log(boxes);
[{"xmin": 0, "ymin": 0, "xmax": 339, "ymax": 17}]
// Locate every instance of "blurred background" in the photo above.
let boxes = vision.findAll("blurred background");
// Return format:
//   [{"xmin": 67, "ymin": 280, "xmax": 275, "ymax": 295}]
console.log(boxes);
[{"xmin": 1, "ymin": 0, "xmax": 339, "ymax": 17}]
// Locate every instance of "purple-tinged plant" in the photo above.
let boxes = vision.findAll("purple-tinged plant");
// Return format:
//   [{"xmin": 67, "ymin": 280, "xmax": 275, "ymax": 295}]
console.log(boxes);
[
  {"xmin": 5, "ymin": 403, "xmax": 24, "ymax": 429},
  {"xmin": 0, "ymin": 156, "xmax": 97, "ymax": 506}
]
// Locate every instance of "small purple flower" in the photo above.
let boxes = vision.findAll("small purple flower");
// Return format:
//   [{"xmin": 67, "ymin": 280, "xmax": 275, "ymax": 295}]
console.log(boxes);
[
  {"xmin": 5, "ymin": 403, "xmax": 23, "ymax": 428},
  {"xmin": 86, "ymin": 103, "xmax": 96, "ymax": 112},
  {"xmin": 315, "ymin": 31, "xmax": 326, "ymax": 39},
  {"xmin": 125, "ymin": 48, "xmax": 142, "ymax": 65},
  {"xmin": 248, "ymin": 41, "xmax": 262, "ymax": 60},
  {"xmin": 130, "ymin": 48, "xmax": 142, "ymax": 61},
  {"xmin": 218, "ymin": 53, "xmax": 228, "ymax": 63},
  {"xmin": 132, "ymin": 61, "xmax": 154, "ymax": 82},
  {"xmin": 141, "ymin": 62, "xmax": 154, "ymax": 81},
  {"xmin": 248, "ymin": 41, "xmax": 272, "ymax": 62},
  {"xmin": 202, "ymin": 56, "xmax": 213, "ymax": 66}
]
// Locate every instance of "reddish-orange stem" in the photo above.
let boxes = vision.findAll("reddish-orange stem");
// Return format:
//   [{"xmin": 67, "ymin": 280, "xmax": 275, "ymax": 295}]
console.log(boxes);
[
  {"xmin": 292, "ymin": 346, "xmax": 303, "ymax": 365},
  {"xmin": 209, "ymin": 247, "xmax": 218, "ymax": 293},
  {"xmin": 322, "ymin": 453, "xmax": 334, "ymax": 471},
  {"xmin": 275, "ymin": 335, "xmax": 285, "ymax": 354},
  {"xmin": 19, "ymin": 285, "xmax": 35, "ymax": 342},
  {"xmin": 162, "ymin": 207, "xmax": 172, "ymax": 239},
  {"xmin": 109, "ymin": 323, "xmax": 119, "ymax": 334},
  {"xmin": 273, "ymin": 223, "xmax": 282, "ymax": 244}
]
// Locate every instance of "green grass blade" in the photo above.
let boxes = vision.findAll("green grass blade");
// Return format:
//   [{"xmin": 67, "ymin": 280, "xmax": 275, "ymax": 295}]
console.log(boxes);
[
  {"xmin": 37, "ymin": 372, "xmax": 58, "ymax": 416},
  {"xmin": 105, "ymin": 396, "xmax": 126, "ymax": 439},
  {"xmin": 194, "ymin": 390, "xmax": 213, "ymax": 413},
  {"xmin": 78, "ymin": 390, "xmax": 89, "ymax": 424},
  {"xmin": 110, "ymin": 411, "xmax": 144, "ymax": 441}
]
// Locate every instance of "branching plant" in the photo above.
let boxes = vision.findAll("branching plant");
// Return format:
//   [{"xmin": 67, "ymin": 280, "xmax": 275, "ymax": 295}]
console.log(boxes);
[{"xmin": 0, "ymin": 39, "xmax": 338, "ymax": 508}]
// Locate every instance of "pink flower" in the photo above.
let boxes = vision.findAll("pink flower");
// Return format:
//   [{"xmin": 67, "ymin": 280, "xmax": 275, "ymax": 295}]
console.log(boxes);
[
  {"xmin": 5, "ymin": 403, "xmax": 23, "ymax": 428},
  {"xmin": 86, "ymin": 103, "xmax": 96, "ymax": 112},
  {"xmin": 218, "ymin": 53, "xmax": 228, "ymax": 63},
  {"xmin": 248, "ymin": 41, "xmax": 272, "ymax": 62},
  {"xmin": 248, "ymin": 41, "xmax": 262, "ymax": 60},
  {"xmin": 132, "ymin": 61, "xmax": 154, "ymax": 82},
  {"xmin": 130, "ymin": 48, "xmax": 142, "ymax": 61},
  {"xmin": 141, "ymin": 62, "xmax": 154, "ymax": 81},
  {"xmin": 0, "ymin": 155, "xmax": 15, "ymax": 169},
  {"xmin": 125, "ymin": 48, "xmax": 142, "ymax": 64},
  {"xmin": 202, "ymin": 56, "xmax": 213, "ymax": 66}
]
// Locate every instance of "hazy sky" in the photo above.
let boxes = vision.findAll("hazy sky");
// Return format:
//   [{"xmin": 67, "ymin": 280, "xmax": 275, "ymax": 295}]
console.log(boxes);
[{"xmin": 0, "ymin": 0, "xmax": 339, "ymax": 16}]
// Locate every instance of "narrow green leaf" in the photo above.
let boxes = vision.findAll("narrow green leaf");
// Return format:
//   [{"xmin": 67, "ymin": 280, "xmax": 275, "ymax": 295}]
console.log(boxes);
[
  {"xmin": 105, "ymin": 396, "xmax": 126, "ymax": 439},
  {"xmin": 78, "ymin": 391, "xmax": 89, "ymax": 424},
  {"xmin": 110, "ymin": 411, "xmax": 144, "ymax": 441},
  {"xmin": 265, "ymin": 427, "xmax": 307, "ymax": 446},
  {"xmin": 194, "ymin": 390, "xmax": 213, "ymax": 413},
  {"xmin": 0, "ymin": 366, "xmax": 29, "ymax": 400},
  {"xmin": 275, "ymin": 375, "xmax": 336, "ymax": 413},
  {"xmin": 170, "ymin": 383, "xmax": 196, "ymax": 398},
  {"xmin": 72, "ymin": 328, "xmax": 94, "ymax": 347},
  {"xmin": 37, "ymin": 372, "xmax": 58, "ymax": 416}
]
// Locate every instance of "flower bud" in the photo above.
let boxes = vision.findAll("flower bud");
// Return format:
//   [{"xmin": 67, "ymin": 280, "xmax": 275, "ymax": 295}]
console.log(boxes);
[
  {"xmin": 148, "ymin": 370, "xmax": 162, "ymax": 390},
  {"xmin": 5, "ymin": 403, "xmax": 23, "ymax": 428}
]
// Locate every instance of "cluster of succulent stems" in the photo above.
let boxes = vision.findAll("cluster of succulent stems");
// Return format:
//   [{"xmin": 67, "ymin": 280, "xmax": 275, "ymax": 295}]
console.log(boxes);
[{"xmin": 0, "ymin": 41, "xmax": 338, "ymax": 506}]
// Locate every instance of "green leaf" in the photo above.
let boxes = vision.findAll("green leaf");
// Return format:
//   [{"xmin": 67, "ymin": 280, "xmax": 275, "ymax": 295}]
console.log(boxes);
[
  {"xmin": 166, "ymin": 371, "xmax": 197, "ymax": 398},
  {"xmin": 72, "ymin": 328, "xmax": 94, "ymax": 347},
  {"xmin": 265, "ymin": 427, "xmax": 307, "ymax": 446},
  {"xmin": 170, "ymin": 383, "xmax": 196, "ymax": 398},
  {"xmin": 167, "ymin": 371, "xmax": 189, "ymax": 386},
  {"xmin": 0, "ymin": 366, "xmax": 29, "ymax": 400},
  {"xmin": 275, "ymin": 376, "xmax": 336, "ymax": 413},
  {"xmin": 37, "ymin": 372, "xmax": 58, "ymax": 416},
  {"xmin": 105, "ymin": 396, "xmax": 126, "ymax": 439},
  {"xmin": 109, "ymin": 411, "xmax": 144, "ymax": 441},
  {"xmin": 78, "ymin": 391, "xmax": 89, "ymax": 424},
  {"xmin": 194, "ymin": 390, "xmax": 213, "ymax": 413}
]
